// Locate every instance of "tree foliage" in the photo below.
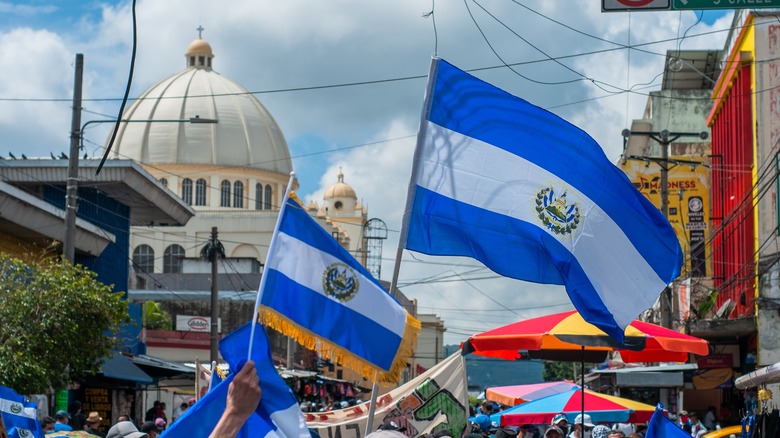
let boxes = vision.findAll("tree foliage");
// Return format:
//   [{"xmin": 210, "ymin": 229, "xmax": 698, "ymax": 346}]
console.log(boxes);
[
  {"xmin": 543, "ymin": 360, "xmax": 574, "ymax": 382},
  {"xmin": 0, "ymin": 253, "xmax": 129, "ymax": 394},
  {"xmin": 145, "ymin": 301, "xmax": 172, "ymax": 330}
]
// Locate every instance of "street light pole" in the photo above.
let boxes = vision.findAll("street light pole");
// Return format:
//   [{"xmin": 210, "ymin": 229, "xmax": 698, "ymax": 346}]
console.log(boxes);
[
  {"xmin": 63, "ymin": 54, "xmax": 83, "ymax": 263},
  {"xmin": 621, "ymin": 129, "xmax": 709, "ymax": 329}
]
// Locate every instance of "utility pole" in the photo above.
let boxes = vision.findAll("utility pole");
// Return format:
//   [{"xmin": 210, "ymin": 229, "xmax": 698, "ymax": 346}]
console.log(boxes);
[
  {"xmin": 63, "ymin": 54, "xmax": 83, "ymax": 263},
  {"xmin": 201, "ymin": 227, "xmax": 225, "ymax": 364},
  {"xmin": 622, "ymin": 129, "xmax": 709, "ymax": 329}
]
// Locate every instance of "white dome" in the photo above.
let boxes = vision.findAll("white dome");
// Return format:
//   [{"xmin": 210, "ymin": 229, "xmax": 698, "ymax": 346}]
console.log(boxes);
[{"xmin": 108, "ymin": 38, "xmax": 292, "ymax": 174}]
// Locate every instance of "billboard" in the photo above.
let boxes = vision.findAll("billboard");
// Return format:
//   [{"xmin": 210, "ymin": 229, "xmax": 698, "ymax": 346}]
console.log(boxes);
[{"xmin": 620, "ymin": 157, "xmax": 710, "ymax": 277}]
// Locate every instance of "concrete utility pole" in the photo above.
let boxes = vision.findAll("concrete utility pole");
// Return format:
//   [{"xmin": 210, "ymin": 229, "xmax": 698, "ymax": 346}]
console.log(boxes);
[
  {"xmin": 63, "ymin": 54, "xmax": 83, "ymax": 263},
  {"xmin": 201, "ymin": 227, "xmax": 225, "ymax": 364},
  {"xmin": 622, "ymin": 129, "xmax": 708, "ymax": 329}
]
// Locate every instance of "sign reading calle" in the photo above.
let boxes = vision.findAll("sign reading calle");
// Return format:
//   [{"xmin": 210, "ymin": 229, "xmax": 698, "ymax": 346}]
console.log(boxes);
[
  {"xmin": 604, "ymin": 0, "xmax": 779, "ymax": 11},
  {"xmin": 672, "ymin": 0, "xmax": 780, "ymax": 10}
]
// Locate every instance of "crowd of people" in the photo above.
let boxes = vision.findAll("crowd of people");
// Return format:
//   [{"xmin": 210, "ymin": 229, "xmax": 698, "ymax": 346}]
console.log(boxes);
[
  {"xmin": 37, "ymin": 393, "xmax": 199, "ymax": 437},
  {"xmin": 467, "ymin": 400, "xmax": 651, "ymax": 438}
]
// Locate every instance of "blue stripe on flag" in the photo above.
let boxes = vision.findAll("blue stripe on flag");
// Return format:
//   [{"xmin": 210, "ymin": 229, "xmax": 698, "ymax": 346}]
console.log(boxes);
[
  {"xmin": 404, "ymin": 58, "xmax": 682, "ymax": 343},
  {"xmin": 259, "ymin": 198, "xmax": 414, "ymax": 379},
  {"xmin": 262, "ymin": 269, "xmax": 403, "ymax": 370},
  {"xmin": 645, "ymin": 405, "xmax": 688, "ymax": 438},
  {"xmin": 161, "ymin": 323, "xmax": 308, "ymax": 438},
  {"xmin": 427, "ymin": 59, "xmax": 680, "ymax": 282},
  {"xmin": 0, "ymin": 386, "xmax": 44, "ymax": 438},
  {"xmin": 278, "ymin": 199, "xmax": 388, "ymax": 291}
]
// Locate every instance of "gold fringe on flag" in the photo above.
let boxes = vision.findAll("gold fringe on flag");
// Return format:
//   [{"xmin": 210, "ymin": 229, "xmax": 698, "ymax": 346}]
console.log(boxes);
[{"xmin": 259, "ymin": 306, "xmax": 421, "ymax": 384}]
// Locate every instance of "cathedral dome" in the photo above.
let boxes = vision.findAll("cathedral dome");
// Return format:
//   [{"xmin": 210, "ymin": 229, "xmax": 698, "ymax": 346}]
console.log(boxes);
[
  {"xmin": 324, "ymin": 170, "xmax": 357, "ymax": 200},
  {"xmin": 108, "ymin": 37, "xmax": 292, "ymax": 175}
]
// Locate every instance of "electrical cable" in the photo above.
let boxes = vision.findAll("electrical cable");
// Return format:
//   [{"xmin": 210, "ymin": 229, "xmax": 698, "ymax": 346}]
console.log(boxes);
[{"xmin": 96, "ymin": 0, "xmax": 136, "ymax": 175}]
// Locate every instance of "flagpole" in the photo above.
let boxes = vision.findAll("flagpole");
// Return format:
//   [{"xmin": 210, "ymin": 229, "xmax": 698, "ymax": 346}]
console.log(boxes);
[
  {"xmin": 366, "ymin": 57, "xmax": 441, "ymax": 437},
  {"xmin": 248, "ymin": 172, "xmax": 296, "ymax": 359},
  {"xmin": 364, "ymin": 373, "xmax": 381, "ymax": 434},
  {"xmin": 195, "ymin": 357, "xmax": 201, "ymax": 401}
]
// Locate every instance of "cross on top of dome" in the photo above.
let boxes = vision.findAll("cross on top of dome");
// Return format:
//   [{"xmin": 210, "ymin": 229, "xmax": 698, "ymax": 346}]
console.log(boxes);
[{"xmin": 185, "ymin": 26, "xmax": 214, "ymax": 70}]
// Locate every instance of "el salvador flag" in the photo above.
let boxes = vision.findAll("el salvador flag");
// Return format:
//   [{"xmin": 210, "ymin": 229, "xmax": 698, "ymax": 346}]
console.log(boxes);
[
  {"xmin": 401, "ymin": 58, "xmax": 682, "ymax": 343},
  {"xmin": 645, "ymin": 405, "xmax": 688, "ymax": 438},
  {"xmin": 0, "ymin": 385, "xmax": 44, "ymax": 438},
  {"xmin": 259, "ymin": 198, "xmax": 419, "ymax": 383},
  {"xmin": 161, "ymin": 322, "xmax": 309, "ymax": 438}
]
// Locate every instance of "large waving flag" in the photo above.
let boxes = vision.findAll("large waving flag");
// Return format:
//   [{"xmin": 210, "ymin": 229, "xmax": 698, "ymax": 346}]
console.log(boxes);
[
  {"xmin": 0, "ymin": 385, "xmax": 44, "ymax": 438},
  {"xmin": 161, "ymin": 322, "xmax": 309, "ymax": 438},
  {"xmin": 401, "ymin": 58, "xmax": 682, "ymax": 343},
  {"xmin": 645, "ymin": 404, "xmax": 688, "ymax": 438},
  {"xmin": 259, "ymin": 197, "xmax": 420, "ymax": 383}
]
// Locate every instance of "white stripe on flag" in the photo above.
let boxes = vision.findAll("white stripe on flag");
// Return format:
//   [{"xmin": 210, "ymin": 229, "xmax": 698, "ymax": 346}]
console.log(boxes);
[
  {"xmin": 267, "ymin": 231, "xmax": 407, "ymax": 337},
  {"xmin": 418, "ymin": 122, "xmax": 666, "ymax": 326},
  {"xmin": 0, "ymin": 398, "xmax": 36, "ymax": 419}
]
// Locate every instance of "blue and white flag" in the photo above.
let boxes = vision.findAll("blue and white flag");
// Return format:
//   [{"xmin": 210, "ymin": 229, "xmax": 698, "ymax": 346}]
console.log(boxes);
[
  {"xmin": 161, "ymin": 323, "xmax": 309, "ymax": 438},
  {"xmin": 645, "ymin": 405, "xmax": 688, "ymax": 438},
  {"xmin": 0, "ymin": 385, "xmax": 44, "ymax": 438},
  {"xmin": 401, "ymin": 58, "xmax": 682, "ymax": 343},
  {"xmin": 259, "ymin": 198, "xmax": 420, "ymax": 383}
]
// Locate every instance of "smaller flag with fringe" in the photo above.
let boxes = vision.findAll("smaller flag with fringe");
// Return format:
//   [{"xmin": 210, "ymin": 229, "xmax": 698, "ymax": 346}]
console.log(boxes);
[{"xmin": 259, "ymin": 197, "xmax": 420, "ymax": 383}]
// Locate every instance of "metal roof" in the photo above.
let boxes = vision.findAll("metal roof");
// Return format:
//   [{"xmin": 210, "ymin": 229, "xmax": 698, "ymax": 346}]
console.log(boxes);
[
  {"xmin": 0, "ymin": 159, "xmax": 194, "ymax": 226},
  {"xmin": 662, "ymin": 50, "xmax": 722, "ymax": 91}
]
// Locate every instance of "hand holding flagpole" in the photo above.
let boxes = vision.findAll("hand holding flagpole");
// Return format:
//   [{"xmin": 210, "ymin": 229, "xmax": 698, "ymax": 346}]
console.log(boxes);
[{"xmin": 248, "ymin": 172, "xmax": 296, "ymax": 360}]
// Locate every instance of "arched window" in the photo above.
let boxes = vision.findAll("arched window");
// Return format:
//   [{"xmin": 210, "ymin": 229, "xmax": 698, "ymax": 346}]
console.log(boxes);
[
  {"xmin": 233, "ymin": 181, "xmax": 244, "ymax": 208},
  {"xmin": 160, "ymin": 178, "xmax": 168, "ymax": 188},
  {"xmin": 181, "ymin": 178, "xmax": 193, "ymax": 205},
  {"xmin": 220, "ymin": 180, "xmax": 231, "ymax": 207},
  {"xmin": 133, "ymin": 244, "xmax": 155, "ymax": 274},
  {"xmin": 163, "ymin": 244, "xmax": 185, "ymax": 273},
  {"xmin": 255, "ymin": 183, "xmax": 263, "ymax": 210},
  {"xmin": 264, "ymin": 185, "xmax": 273, "ymax": 210},
  {"xmin": 195, "ymin": 179, "xmax": 207, "ymax": 206}
]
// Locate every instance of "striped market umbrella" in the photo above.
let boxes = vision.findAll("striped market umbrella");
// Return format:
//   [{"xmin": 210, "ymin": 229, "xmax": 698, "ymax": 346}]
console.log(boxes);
[
  {"xmin": 486, "ymin": 381, "xmax": 577, "ymax": 406},
  {"xmin": 492, "ymin": 386, "xmax": 658, "ymax": 426},
  {"xmin": 462, "ymin": 310, "xmax": 709, "ymax": 363}
]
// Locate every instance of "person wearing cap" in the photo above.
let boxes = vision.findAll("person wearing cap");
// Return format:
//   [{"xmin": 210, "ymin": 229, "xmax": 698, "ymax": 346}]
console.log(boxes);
[
  {"xmin": 545, "ymin": 425, "xmax": 565, "ymax": 438},
  {"xmin": 85, "ymin": 411, "xmax": 105, "ymax": 437},
  {"xmin": 154, "ymin": 417, "xmax": 166, "ymax": 431},
  {"xmin": 139, "ymin": 420, "xmax": 162, "ymax": 438},
  {"xmin": 569, "ymin": 414, "xmax": 595, "ymax": 438},
  {"xmin": 106, "ymin": 421, "xmax": 149, "ymax": 438},
  {"xmin": 53, "ymin": 410, "xmax": 73, "ymax": 432},
  {"xmin": 591, "ymin": 425, "xmax": 611, "ymax": 438},
  {"xmin": 552, "ymin": 413, "xmax": 569, "ymax": 436}
]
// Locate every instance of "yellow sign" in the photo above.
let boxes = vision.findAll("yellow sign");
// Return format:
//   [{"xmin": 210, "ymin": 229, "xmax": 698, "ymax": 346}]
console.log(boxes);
[{"xmin": 620, "ymin": 157, "xmax": 710, "ymax": 277}]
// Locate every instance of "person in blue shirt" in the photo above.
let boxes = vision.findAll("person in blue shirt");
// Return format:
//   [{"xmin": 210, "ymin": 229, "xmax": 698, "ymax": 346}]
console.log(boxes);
[{"xmin": 53, "ymin": 410, "xmax": 73, "ymax": 432}]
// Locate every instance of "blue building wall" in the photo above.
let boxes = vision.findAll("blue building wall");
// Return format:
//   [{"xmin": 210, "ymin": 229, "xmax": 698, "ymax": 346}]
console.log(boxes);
[{"xmin": 42, "ymin": 185, "xmax": 130, "ymax": 294}]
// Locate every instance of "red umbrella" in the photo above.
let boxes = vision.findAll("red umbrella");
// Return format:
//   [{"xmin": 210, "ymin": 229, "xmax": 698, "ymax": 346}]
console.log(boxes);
[
  {"xmin": 462, "ymin": 310, "xmax": 709, "ymax": 363},
  {"xmin": 486, "ymin": 381, "xmax": 577, "ymax": 406}
]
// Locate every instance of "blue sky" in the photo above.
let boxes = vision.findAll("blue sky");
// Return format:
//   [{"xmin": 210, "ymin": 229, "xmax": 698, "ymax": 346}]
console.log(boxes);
[{"xmin": 0, "ymin": 0, "xmax": 736, "ymax": 343}]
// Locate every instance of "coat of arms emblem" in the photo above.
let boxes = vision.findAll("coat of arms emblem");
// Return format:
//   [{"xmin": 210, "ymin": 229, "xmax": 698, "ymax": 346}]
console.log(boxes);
[
  {"xmin": 535, "ymin": 186, "xmax": 581, "ymax": 235},
  {"xmin": 322, "ymin": 262, "xmax": 360, "ymax": 302}
]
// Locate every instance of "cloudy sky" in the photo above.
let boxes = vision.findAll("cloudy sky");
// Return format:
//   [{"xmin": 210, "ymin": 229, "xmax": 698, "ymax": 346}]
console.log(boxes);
[{"xmin": 0, "ymin": 1, "xmax": 733, "ymax": 345}]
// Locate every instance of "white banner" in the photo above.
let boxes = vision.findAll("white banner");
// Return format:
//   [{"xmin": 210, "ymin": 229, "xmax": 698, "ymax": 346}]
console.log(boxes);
[{"xmin": 307, "ymin": 352, "xmax": 469, "ymax": 437}]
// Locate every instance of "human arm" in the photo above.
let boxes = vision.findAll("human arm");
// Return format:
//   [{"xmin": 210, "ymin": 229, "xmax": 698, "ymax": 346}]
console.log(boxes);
[{"xmin": 209, "ymin": 360, "xmax": 262, "ymax": 438}]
